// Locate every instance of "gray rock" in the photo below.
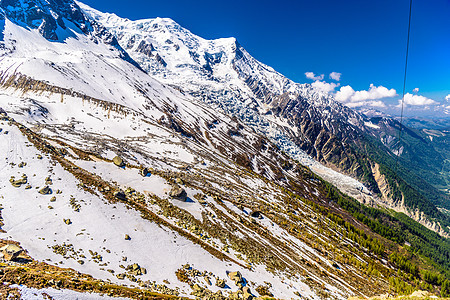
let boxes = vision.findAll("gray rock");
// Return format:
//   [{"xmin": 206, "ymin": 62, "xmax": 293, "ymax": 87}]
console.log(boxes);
[
  {"xmin": 39, "ymin": 186, "xmax": 52, "ymax": 195},
  {"xmin": 139, "ymin": 167, "xmax": 149, "ymax": 177},
  {"xmin": 113, "ymin": 156, "xmax": 125, "ymax": 167},
  {"xmin": 169, "ymin": 184, "xmax": 187, "ymax": 201},
  {"xmin": 115, "ymin": 191, "xmax": 126, "ymax": 200},
  {"xmin": 0, "ymin": 244, "xmax": 23, "ymax": 261}
]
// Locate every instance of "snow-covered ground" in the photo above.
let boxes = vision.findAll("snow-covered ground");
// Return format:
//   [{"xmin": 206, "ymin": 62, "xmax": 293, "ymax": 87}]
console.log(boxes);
[
  {"xmin": 0, "ymin": 119, "xmax": 325, "ymax": 299},
  {"xmin": 10, "ymin": 284, "xmax": 131, "ymax": 300}
]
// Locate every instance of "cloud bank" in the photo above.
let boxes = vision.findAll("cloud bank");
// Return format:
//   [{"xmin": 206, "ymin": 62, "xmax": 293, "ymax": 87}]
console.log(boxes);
[
  {"xmin": 401, "ymin": 93, "xmax": 438, "ymax": 106},
  {"xmin": 335, "ymin": 84, "xmax": 397, "ymax": 107},
  {"xmin": 305, "ymin": 71, "xmax": 441, "ymax": 112}
]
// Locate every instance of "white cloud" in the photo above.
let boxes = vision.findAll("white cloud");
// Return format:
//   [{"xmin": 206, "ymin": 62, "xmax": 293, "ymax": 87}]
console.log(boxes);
[
  {"xmin": 413, "ymin": 88, "xmax": 419, "ymax": 93},
  {"xmin": 311, "ymin": 80, "xmax": 339, "ymax": 93},
  {"xmin": 401, "ymin": 93, "xmax": 438, "ymax": 106},
  {"xmin": 346, "ymin": 100, "xmax": 387, "ymax": 108},
  {"xmin": 305, "ymin": 72, "xmax": 324, "ymax": 81},
  {"xmin": 335, "ymin": 85, "xmax": 355, "ymax": 102},
  {"xmin": 329, "ymin": 72, "xmax": 341, "ymax": 81},
  {"xmin": 445, "ymin": 94, "xmax": 450, "ymax": 102},
  {"xmin": 335, "ymin": 84, "xmax": 397, "ymax": 103}
]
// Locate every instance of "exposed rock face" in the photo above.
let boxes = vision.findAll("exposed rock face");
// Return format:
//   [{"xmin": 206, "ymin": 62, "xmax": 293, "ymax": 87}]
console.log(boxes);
[
  {"xmin": 136, "ymin": 41, "xmax": 155, "ymax": 57},
  {"xmin": 1, "ymin": 0, "xmax": 90, "ymax": 40},
  {"xmin": 371, "ymin": 163, "xmax": 450, "ymax": 238}
]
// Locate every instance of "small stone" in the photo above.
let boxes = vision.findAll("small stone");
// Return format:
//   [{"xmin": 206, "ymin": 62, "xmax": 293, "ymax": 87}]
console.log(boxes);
[
  {"xmin": 124, "ymin": 234, "xmax": 131, "ymax": 240},
  {"xmin": 63, "ymin": 219, "xmax": 72, "ymax": 225},
  {"xmin": 250, "ymin": 211, "xmax": 262, "ymax": 219},
  {"xmin": 50, "ymin": 196, "xmax": 56, "ymax": 202}
]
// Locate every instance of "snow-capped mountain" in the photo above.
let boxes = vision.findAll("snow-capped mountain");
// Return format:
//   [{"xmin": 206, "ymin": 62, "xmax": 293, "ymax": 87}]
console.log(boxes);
[
  {"xmin": 0, "ymin": 0, "xmax": 449, "ymax": 298},
  {"xmin": 0, "ymin": 0, "xmax": 139, "ymax": 67},
  {"xmin": 0, "ymin": 0, "xmax": 400, "ymax": 298},
  {"xmin": 81, "ymin": 3, "xmax": 450, "ymax": 237},
  {"xmin": 79, "ymin": 2, "xmax": 374, "ymax": 200}
]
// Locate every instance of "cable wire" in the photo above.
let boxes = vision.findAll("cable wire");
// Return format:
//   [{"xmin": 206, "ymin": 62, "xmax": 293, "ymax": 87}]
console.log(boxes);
[{"xmin": 396, "ymin": 0, "xmax": 413, "ymax": 168}]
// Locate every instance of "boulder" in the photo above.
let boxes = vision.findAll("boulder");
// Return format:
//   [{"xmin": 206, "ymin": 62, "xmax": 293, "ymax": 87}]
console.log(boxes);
[
  {"xmin": 243, "ymin": 291, "xmax": 253, "ymax": 300},
  {"xmin": 113, "ymin": 156, "xmax": 125, "ymax": 167},
  {"xmin": 227, "ymin": 271, "xmax": 243, "ymax": 284},
  {"xmin": 126, "ymin": 263, "xmax": 145, "ymax": 276},
  {"xmin": 250, "ymin": 211, "xmax": 262, "ymax": 219},
  {"xmin": 215, "ymin": 278, "xmax": 226, "ymax": 288},
  {"xmin": 0, "ymin": 244, "xmax": 23, "ymax": 261},
  {"xmin": 139, "ymin": 167, "xmax": 149, "ymax": 177},
  {"xmin": 45, "ymin": 176, "xmax": 52, "ymax": 185},
  {"xmin": 39, "ymin": 186, "xmax": 52, "ymax": 195},
  {"xmin": 114, "ymin": 191, "xmax": 126, "ymax": 200},
  {"xmin": 124, "ymin": 234, "xmax": 131, "ymax": 240},
  {"xmin": 9, "ymin": 175, "xmax": 27, "ymax": 188},
  {"xmin": 169, "ymin": 184, "xmax": 187, "ymax": 201}
]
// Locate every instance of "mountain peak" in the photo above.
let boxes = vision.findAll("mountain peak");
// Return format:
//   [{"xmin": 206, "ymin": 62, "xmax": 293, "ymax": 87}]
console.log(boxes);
[{"xmin": 1, "ymin": 0, "xmax": 89, "ymax": 40}]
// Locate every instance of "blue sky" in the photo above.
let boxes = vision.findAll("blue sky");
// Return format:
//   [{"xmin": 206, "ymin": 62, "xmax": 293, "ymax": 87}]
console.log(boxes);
[{"xmin": 80, "ymin": 0, "xmax": 450, "ymax": 117}]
